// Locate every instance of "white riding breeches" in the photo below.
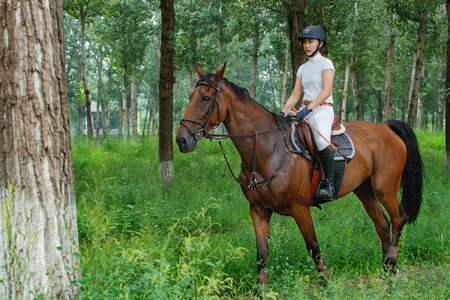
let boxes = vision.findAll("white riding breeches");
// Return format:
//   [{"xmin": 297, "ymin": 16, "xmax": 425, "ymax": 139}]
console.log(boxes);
[{"xmin": 304, "ymin": 105, "xmax": 334, "ymax": 151}]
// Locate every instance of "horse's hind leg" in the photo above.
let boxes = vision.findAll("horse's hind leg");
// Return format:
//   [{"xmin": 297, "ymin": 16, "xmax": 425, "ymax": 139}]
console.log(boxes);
[
  {"xmin": 371, "ymin": 173, "xmax": 408, "ymax": 272},
  {"xmin": 354, "ymin": 180, "xmax": 392, "ymax": 268}
]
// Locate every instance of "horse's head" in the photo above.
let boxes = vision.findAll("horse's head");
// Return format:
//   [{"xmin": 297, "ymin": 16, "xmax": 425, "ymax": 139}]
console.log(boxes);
[{"xmin": 176, "ymin": 63, "xmax": 227, "ymax": 153}]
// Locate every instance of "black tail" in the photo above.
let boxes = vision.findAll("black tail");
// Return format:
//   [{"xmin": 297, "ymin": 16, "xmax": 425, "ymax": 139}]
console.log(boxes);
[{"xmin": 386, "ymin": 120, "xmax": 424, "ymax": 224}]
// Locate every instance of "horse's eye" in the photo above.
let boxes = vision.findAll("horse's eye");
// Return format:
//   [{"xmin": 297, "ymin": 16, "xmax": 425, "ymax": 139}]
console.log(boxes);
[{"xmin": 202, "ymin": 96, "xmax": 211, "ymax": 102}]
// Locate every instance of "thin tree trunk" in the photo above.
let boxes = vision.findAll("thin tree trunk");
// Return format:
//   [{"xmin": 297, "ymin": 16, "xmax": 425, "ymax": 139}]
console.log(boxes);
[
  {"xmin": 438, "ymin": 56, "xmax": 445, "ymax": 130},
  {"xmin": 96, "ymin": 45, "xmax": 103, "ymax": 141},
  {"xmin": 189, "ymin": 62, "xmax": 196, "ymax": 94},
  {"xmin": 150, "ymin": 84, "xmax": 158, "ymax": 136},
  {"xmin": 159, "ymin": 0, "xmax": 175, "ymax": 186},
  {"xmin": 217, "ymin": 3, "xmax": 223, "ymax": 68},
  {"xmin": 416, "ymin": 60, "xmax": 426, "ymax": 129},
  {"xmin": 281, "ymin": 31, "xmax": 289, "ymax": 107},
  {"xmin": 131, "ymin": 62, "xmax": 138, "ymax": 140},
  {"xmin": 106, "ymin": 64, "xmax": 113, "ymax": 136},
  {"xmin": 81, "ymin": 12, "xmax": 94, "ymax": 140},
  {"xmin": 341, "ymin": 58, "xmax": 351, "ymax": 123},
  {"xmin": 384, "ymin": 16, "xmax": 396, "ymax": 121},
  {"xmin": 122, "ymin": 66, "xmax": 128, "ymax": 140},
  {"xmin": 377, "ymin": 91, "xmax": 383, "ymax": 123},
  {"xmin": 250, "ymin": 1, "xmax": 260, "ymax": 99},
  {"xmin": 0, "ymin": 0, "xmax": 80, "ymax": 297},
  {"xmin": 287, "ymin": 0, "xmax": 309, "ymax": 87},
  {"xmin": 407, "ymin": 6, "xmax": 428, "ymax": 128},
  {"xmin": 351, "ymin": 59, "xmax": 363, "ymax": 121},
  {"xmin": 416, "ymin": 96, "xmax": 423, "ymax": 129}
]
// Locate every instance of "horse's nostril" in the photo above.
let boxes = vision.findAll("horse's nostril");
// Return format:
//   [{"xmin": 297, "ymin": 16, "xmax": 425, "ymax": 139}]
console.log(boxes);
[{"xmin": 176, "ymin": 136, "xmax": 188, "ymax": 152}]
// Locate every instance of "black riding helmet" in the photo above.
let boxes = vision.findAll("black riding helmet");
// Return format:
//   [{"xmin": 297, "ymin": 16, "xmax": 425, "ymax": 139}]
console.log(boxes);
[{"xmin": 299, "ymin": 26, "xmax": 327, "ymax": 57}]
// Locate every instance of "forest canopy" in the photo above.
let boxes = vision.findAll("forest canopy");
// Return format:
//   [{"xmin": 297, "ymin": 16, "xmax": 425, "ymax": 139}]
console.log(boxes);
[{"xmin": 63, "ymin": 0, "xmax": 447, "ymax": 139}]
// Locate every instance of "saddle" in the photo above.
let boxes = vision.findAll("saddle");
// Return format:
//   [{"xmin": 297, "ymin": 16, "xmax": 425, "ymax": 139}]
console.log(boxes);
[{"xmin": 289, "ymin": 114, "xmax": 355, "ymax": 208}]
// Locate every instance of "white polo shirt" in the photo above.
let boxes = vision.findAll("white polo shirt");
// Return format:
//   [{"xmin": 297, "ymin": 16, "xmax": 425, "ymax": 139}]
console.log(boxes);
[{"xmin": 296, "ymin": 54, "xmax": 335, "ymax": 104}]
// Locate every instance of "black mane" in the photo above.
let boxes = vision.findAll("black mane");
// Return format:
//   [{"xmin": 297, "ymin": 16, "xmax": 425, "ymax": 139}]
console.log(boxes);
[
  {"xmin": 197, "ymin": 73, "xmax": 277, "ymax": 116},
  {"xmin": 198, "ymin": 73, "xmax": 251, "ymax": 103}
]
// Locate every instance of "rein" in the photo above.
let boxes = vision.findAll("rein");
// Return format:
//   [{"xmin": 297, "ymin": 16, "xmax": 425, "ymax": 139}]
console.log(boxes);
[{"xmin": 180, "ymin": 79, "xmax": 299, "ymax": 216}]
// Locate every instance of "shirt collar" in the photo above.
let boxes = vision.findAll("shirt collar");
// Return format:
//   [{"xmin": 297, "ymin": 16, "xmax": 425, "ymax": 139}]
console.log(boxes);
[{"xmin": 308, "ymin": 53, "xmax": 322, "ymax": 62}]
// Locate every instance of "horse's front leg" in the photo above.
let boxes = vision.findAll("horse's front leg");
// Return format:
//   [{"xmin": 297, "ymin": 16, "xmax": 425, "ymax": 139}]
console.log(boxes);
[
  {"xmin": 249, "ymin": 203, "xmax": 273, "ymax": 288},
  {"xmin": 291, "ymin": 205, "xmax": 330, "ymax": 279}
]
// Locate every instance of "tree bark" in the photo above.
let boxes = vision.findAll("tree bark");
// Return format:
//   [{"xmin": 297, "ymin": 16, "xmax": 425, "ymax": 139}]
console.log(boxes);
[
  {"xmin": 250, "ymin": 1, "xmax": 260, "ymax": 99},
  {"xmin": 96, "ymin": 45, "xmax": 103, "ymax": 141},
  {"xmin": 80, "ymin": 10, "xmax": 94, "ymax": 140},
  {"xmin": 377, "ymin": 91, "xmax": 383, "ymax": 123},
  {"xmin": 189, "ymin": 62, "xmax": 196, "ymax": 94},
  {"xmin": 438, "ymin": 56, "xmax": 445, "ymax": 130},
  {"xmin": 341, "ymin": 58, "xmax": 351, "ymax": 123},
  {"xmin": 159, "ymin": 0, "xmax": 175, "ymax": 186},
  {"xmin": 446, "ymin": 0, "xmax": 450, "ymax": 171},
  {"xmin": 384, "ymin": 17, "xmax": 396, "ymax": 121},
  {"xmin": 121, "ymin": 66, "xmax": 128, "ymax": 140},
  {"xmin": 281, "ymin": 32, "xmax": 289, "ymax": 107},
  {"xmin": 131, "ymin": 62, "xmax": 138, "ymax": 140},
  {"xmin": 0, "ymin": 0, "xmax": 80, "ymax": 298},
  {"xmin": 351, "ymin": 59, "xmax": 363, "ymax": 121},
  {"xmin": 217, "ymin": 3, "xmax": 223, "ymax": 68},
  {"xmin": 287, "ymin": 0, "xmax": 309, "ymax": 87},
  {"xmin": 407, "ymin": 6, "xmax": 428, "ymax": 128}
]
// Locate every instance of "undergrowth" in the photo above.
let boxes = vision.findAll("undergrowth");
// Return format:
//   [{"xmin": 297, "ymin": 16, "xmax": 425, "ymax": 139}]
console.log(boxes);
[{"xmin": 73, "ymin": 132, "xmax": 449, "ymax": 299}]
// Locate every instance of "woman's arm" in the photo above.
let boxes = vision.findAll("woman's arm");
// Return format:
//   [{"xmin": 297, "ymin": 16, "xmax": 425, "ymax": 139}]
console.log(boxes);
[
  {"xmin": 306, "ymin": 69, "xmax": 334, "ymax": 110},
  {"xmin": 281, "ymin": 76, "xmax": 303, "ymax": 113}
]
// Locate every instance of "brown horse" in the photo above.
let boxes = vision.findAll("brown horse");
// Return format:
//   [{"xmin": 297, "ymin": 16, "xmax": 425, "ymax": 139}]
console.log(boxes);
[{"xmin": 176, "ymin": 64, "xmax": 423, "ymax": 287}]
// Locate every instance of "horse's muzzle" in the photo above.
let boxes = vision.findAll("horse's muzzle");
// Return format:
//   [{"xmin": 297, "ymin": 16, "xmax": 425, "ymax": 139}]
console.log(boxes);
[{"xmin": 176, "ymin": 135, "xmax": 197, "ymax": 153}]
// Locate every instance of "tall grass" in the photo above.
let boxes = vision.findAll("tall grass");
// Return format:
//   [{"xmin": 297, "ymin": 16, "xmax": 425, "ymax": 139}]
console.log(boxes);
[{"xmin": 72, "ymin": 132, "xmax": 449, "ymax": 299}]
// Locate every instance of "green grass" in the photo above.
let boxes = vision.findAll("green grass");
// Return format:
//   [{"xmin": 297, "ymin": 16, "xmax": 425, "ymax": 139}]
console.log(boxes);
[{"xmin": 73, "ymin": 132, "xmax": 449, "ymax": 299}]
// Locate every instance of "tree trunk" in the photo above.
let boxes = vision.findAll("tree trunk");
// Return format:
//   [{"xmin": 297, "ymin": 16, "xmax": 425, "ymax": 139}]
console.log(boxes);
[
  {"xmin": 151, "ymin": 83, "xmax": 158, "ymax": 136},
  {"xmin": 96, "ymin": 45, "xmax": 103, "ymax": 141},
  {"xmin": 351, "ymin": 59, "xmax": 363, "ymax": 121},
  {"xmin": 281, "ymin": 31, "xmax": 289, "ymax": 107},
  {"xmin": 407, "ymin": 6, "xmax": 428, "ymax": 128},
  {"xmin": 217, "ymin": 3, "xmax": 223, "ymax": 68},
  {"xmin": 446, "ymin": 0, "xmax": 450, "ymax": 172},
  {"xmin": 121, "ymin": 66, "xmax": 128, "ymax": 140},
  {"xmin": 438, "ymin": 56, "xmax": 445, "ymax": 130},
  {"xmin": 131, "ymin": 62, "xmax": 138, "ymax": 140},
  {"xmin": 287, "ymin": 0, "xmax": 309, "ymax": 87},
  {"xmin": 416, "ymin": 96, "xmax": 423, "ymax": 129},
  {"xmin": 384, "ymin": 17, "xmax": 396, "ymax": 121},
  {"xmin": 0, "ymin": 0, "xmax": 80, "ymax": 298},
  {"xmin": 341, "ymin": 58, "xmax": 351, "ymax": 123},
  {"xmin": 106, "ymin": 64, "xmax": 113, "ymax": 136},
  {"xmin": 159, "ymin": 0, "xmax": 175, "ymax": 186},
  {"xmin": 189, "ymin": 62, "xmax": 196, "ymax": 94},
  {"xmin": 377, "ymin": 91, "xmax": 383, "ymax": 123},
  {"xmin": 250, "ymin": 1, "xmax": 260, "ymax": 99},
  {"xmin": 80, "ymin": 11, "xmax": 94, "ymax": 140}
]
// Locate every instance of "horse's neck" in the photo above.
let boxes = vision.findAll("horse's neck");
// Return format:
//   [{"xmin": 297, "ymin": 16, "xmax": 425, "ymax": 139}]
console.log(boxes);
[{"xmin": 223, "ymin": 97, "xmax": 283, "ymax": 169}]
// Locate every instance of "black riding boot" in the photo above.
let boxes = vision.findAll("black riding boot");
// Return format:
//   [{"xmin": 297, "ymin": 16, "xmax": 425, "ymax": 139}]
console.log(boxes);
[{"xmin": 318, "ymin": 146, "xmax": 335, "ymax": 200}]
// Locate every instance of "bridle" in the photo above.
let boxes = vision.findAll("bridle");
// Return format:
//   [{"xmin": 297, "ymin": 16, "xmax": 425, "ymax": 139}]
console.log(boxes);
[{"xmin": 180, "ymin": 80, "xmax": 222, "ymax": 141}]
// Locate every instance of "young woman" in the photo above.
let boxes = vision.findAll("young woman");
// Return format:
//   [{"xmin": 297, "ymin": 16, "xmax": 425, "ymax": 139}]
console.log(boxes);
[{"xmin": 279, "ymin": 25, "xmax": 336, "ymax": 200}]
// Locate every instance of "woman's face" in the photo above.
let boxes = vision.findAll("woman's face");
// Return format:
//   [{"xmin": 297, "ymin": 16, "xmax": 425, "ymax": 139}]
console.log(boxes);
[{"xmin": 303, "ymin": 38, "xmax": 322, "ymax": 56}]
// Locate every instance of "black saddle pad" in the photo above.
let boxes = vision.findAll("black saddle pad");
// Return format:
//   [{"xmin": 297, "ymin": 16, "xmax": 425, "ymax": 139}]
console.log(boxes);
[
  {"xmin": 330, "ymin": 132, "xmax": 355, "ymax": 161},
  {"xmin": 291, "ymin": 123, "xmax": 355, "ymax": 162}
]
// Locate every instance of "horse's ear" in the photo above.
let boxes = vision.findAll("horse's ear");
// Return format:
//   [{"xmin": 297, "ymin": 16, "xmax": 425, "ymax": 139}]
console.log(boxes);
[
  {"xmin": 197, "ymin": 63, "xmax": 205, "ymax": 78},
  {"xmin": 216, "ymin": 62, "xmax": 226, "ymax": 81}
]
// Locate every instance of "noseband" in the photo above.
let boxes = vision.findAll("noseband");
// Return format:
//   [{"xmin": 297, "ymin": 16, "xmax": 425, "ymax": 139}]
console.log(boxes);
[{"xmin": 180, "ymin": 80, "xmax": 222, "ymax": 141}]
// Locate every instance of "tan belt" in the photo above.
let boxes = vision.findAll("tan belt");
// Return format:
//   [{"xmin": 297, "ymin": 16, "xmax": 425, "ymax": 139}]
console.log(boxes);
[{"xmin": 303, "ymin": 101, "xmax": 333, "ymax": 107}]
